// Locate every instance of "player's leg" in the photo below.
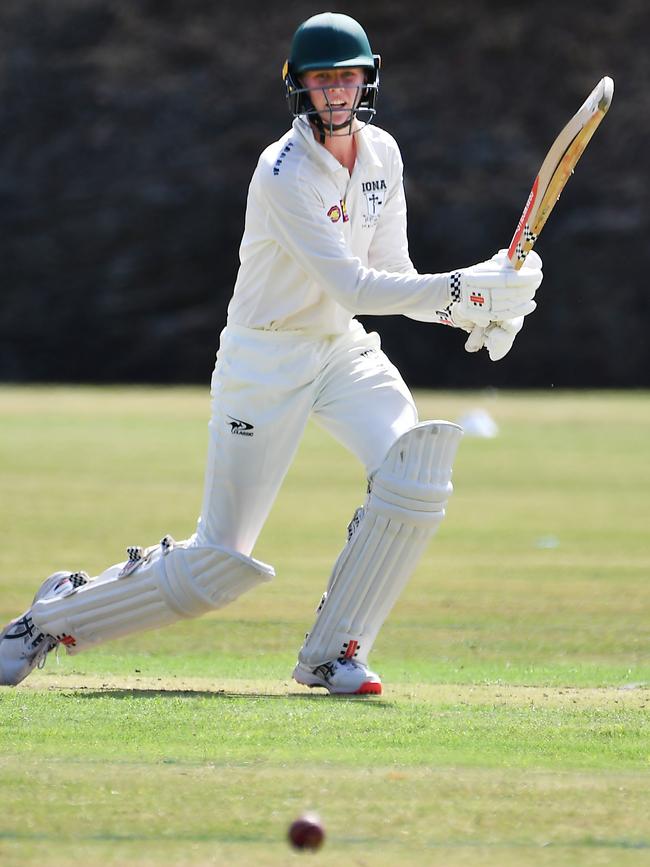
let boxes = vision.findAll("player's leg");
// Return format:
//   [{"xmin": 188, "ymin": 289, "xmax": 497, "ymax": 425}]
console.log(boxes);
[
  {"xmin": 293, "ymin": 325, "xmax": 462, "ymax": 694},
  {"xmin": 0, "ymin": 537, "xmax": 276, "ymax": 687},
  {"xmin": 1, "ymin": 327, "xmax": 317, "ymax": 686},
  {"xmin": 194, "ymin": 326, "xmax": 316, "ymax": 556},
  {"xmin": 309, "ymin": 326, "xmax": 419, "ymax": 475}
]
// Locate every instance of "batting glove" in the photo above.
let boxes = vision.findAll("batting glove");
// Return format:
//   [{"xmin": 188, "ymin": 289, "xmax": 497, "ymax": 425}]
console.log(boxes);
[
  {"xmin": 464, "ymin": 316, "xmax": 526, "ymax": 361},
  {"xmin": 449, "ymin": 249, "xmax": 542, "ymax": 328}
]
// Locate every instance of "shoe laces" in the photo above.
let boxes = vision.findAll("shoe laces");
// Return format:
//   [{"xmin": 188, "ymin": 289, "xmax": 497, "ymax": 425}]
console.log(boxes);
[
  {"xmin": 10, "ymin": 616, "xmax": 58, "ymax": 669},
  {"xmin": 338, "ymin": 658, "xmax": 363, "ymax": 671},
  {"xmin": 35, "ymin": 637, "xmax": 59, "ymax": 670}
]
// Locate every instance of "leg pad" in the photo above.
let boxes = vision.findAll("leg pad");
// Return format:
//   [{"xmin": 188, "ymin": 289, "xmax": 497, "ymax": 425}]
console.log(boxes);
[
  {"xmin": 299, "ymin": 421, "xmax": 462, "ymax": 667},
  {"xmin": 32, "ymin": 536, "xmax": 274, "ymax": 653}
]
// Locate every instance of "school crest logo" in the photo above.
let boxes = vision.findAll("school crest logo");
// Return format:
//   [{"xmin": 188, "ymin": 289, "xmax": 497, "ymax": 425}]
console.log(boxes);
[{"xmin": 361, "ymin": 179, "xmax": 387, "ymax": 227}]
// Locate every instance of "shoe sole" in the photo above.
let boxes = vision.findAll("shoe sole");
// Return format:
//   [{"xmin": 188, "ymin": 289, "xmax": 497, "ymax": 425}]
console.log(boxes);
[
  {"xmin": 293, "ymin": 670, "xmax": 382, "ymax": 696},
  {"xmin": 356, "ymin": 681, "xmax": 382, "ymax": 695}
]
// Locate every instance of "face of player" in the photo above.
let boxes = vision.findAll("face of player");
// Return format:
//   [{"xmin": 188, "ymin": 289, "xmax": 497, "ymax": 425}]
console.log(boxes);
[{"xmin": 300, "ymin": 67, "xmax": 366, "ymax": 131}]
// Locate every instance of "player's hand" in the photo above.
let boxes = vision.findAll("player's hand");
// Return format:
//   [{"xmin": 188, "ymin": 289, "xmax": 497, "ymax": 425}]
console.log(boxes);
[
  {"xmin": 463, "ymin": 316, "xmax": 526, "ymax": 361},
  {"xmin": 450, "ymin": 249, "xmax": 542, "ymax": 328}
]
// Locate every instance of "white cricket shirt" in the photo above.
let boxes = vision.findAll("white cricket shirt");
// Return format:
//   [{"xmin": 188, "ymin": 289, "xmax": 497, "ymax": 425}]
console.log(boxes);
[{"xmin": 226, "ymin": 116, "xmax": 451, "ymax": 335}]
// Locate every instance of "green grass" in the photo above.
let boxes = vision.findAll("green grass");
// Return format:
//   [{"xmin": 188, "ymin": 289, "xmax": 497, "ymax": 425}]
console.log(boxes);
[{"xmin": 1, "ymin": 387, "xmax": 650, "ymax": 866}]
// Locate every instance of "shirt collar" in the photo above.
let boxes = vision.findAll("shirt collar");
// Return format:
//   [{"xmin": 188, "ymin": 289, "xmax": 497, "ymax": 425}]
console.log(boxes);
[
  {"xmin": 293, "ymin": 117, "xmax": 344, "ymax": 174},
  {"xmin": 293, "ymin": 116, "xmax": 384, "ymax": 174}
]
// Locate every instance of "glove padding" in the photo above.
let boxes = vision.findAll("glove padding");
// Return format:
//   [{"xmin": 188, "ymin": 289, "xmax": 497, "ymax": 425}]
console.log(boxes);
[
  {"xmin": 451, "ymin": 249, "xmax": 542, "ymax": 328},
  {"xmin": 464, "ymin": 316, "xmax": 525, "ymax": 361}
]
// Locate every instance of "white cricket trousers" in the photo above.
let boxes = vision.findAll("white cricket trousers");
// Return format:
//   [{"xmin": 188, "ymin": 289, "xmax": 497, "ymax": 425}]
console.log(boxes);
[{"xmin": 195, "ymin": 321, "xmax": 418, "ymax": 556}]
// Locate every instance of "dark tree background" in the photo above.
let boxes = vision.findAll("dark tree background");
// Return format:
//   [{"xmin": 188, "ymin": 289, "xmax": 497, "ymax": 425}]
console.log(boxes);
[{"xmin": 1, "ymin": 0, "xmax": 648, "ymax": 387}]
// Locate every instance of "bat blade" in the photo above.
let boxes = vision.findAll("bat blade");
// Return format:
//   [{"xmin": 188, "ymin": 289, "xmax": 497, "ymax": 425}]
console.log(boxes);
[{"xmin": 507, "ymin": 76, "xmax": 614, "ymax": 270}]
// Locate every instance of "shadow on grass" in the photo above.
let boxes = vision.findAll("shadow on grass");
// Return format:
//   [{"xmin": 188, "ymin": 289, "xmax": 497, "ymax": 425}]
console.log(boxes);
[
  {"xmin": 2, "ymin": 830, "xmax": 649, "ymax": 851},
  {"xmin": 62, "ymin": 687, "xmax": 394, "ymax": 705}
]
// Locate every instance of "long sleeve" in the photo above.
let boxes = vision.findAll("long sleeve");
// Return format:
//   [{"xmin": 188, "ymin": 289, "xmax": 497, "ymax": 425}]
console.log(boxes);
[{"xmin": 257, "ymin": 158, "xmax": 450, "ymax": 318}]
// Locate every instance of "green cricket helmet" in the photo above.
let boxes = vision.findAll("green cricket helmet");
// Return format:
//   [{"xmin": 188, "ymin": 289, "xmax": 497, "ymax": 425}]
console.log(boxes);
[{"xmin": 282, "ymin": 13, "xmax": 381, "ymax": 137}]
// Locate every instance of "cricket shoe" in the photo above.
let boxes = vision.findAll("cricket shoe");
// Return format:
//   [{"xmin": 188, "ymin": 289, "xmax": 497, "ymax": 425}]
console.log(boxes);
[
  {"xmin": 292, "ymin": 658, "xmax": 382, "ymax": 695},
  {"xmin": 0, "ymin": 571, "xmax": 88, "ymax": 686}
]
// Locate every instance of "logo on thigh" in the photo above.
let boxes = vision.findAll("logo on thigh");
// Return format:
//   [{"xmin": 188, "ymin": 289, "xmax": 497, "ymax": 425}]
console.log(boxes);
[{"xmin": 227, "ymin": 416, "xmax": 255, "ymax": 437}]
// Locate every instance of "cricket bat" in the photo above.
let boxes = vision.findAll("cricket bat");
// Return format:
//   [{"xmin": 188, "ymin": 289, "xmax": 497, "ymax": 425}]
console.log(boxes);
[{"xmin": 507, "ymin": 76, "xmax": 614, "ymax": 269}]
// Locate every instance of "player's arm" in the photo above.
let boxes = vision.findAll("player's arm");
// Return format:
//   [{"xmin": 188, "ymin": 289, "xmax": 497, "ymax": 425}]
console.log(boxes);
[
  {"xmin": 259, "ymin": 163, "xmax": 540, "ymax": 322},
  {"xmin": 259, "ymin": 163, "xmax": 448, "ymax": 316}
]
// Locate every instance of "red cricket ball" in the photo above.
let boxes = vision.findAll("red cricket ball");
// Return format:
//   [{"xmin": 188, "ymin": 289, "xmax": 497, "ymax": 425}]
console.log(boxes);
[{"xmin": 287, "ymin": 813, "xmax": 325, "ymax": 850}]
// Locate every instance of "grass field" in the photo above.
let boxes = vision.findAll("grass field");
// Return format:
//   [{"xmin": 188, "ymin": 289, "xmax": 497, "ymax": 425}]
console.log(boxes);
[{"xmin": 1, "ymin": 386, "xmax": 649, "ymax": 866}]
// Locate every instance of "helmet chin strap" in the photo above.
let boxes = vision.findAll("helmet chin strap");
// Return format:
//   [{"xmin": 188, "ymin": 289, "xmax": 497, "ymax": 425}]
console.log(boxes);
[{"xmin": 311, "ymin": 112, "xmax": 356, "ymax": 144}]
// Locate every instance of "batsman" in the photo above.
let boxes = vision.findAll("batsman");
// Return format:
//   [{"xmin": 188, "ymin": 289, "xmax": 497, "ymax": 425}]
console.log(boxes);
[{"xmin": 1, "ymin": 13, "xmax": 542, "ymax": 694}]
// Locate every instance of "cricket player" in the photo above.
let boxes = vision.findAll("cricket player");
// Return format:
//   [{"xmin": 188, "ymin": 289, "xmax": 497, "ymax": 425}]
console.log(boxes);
[{"xmin": 0, "ymin": 13, "xmax": 542, "ymax": 694}]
